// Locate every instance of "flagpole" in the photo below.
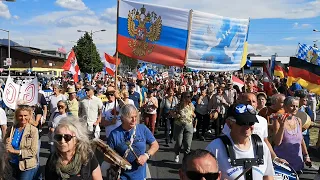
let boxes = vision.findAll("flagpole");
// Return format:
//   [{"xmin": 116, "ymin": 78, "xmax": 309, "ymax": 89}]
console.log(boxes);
[
  {"xmin": 183, "ymin": 9, "xmax": 194, "ymax": 67},
  {"xmin": 113, "ymin": 0, "xmax": 120, "ymax": 117},
  {"xmin": 242, "ymin": 67, "xmax": 246, "ymax": 92}
]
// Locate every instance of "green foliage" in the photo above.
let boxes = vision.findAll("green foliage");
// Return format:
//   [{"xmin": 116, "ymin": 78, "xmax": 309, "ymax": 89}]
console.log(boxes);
[
  {"xmin": 118, "ymin": 53, "xmax": 138, "ymax": 70},
  {"xmin": 73, "ymin": 32, "xmax": 104, "ymax": 74}
]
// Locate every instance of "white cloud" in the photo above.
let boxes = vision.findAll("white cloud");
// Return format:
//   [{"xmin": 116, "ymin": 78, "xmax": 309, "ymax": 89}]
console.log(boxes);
[
  {"xmin": 0, "ymin": 2, "xmax": 11, "ymax": 19},
  {"xmin": 26, "ymin": 11, "xmax": 79, "ymax": 25},
  {"xmin": 248, "ymin": 44, "xmax": 297, "ymax": 56},
  {"xmin": 101, "ymin": 7, "xmax": 117, "ymax": 23},
  {"xmin": 282, "ymin": 37, "xmax": 296, "ymax": 41},
  {"xmin": 13, "ymin": 15, "xmax": 19, "ymax": 20},
  {"xmin": 293, "ymin": 22, "xmax": 311, "ymax": 29},
  {"xmin": 56, "ymin": 16, "xmax": 101, "ymax": 27},
  {"xmin": 141, "ymin": 0, "xmax": 320, "ymax": 19},
  {"xmin": 55, "ymin": 0, "xmax": 87, "ymax": 11}
]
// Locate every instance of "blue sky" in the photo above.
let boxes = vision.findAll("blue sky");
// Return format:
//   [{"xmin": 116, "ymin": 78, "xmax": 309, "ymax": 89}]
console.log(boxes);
[{"xmin": 1, "ymin": 0, "xmax": 320, "ymax": 57}]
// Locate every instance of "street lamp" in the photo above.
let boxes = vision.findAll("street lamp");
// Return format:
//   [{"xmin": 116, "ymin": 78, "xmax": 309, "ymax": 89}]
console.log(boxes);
[
  {"xmin": 77, "ymin": 29, "xmax": 106, "ymax": 80},
  {"xmin": 0, "ymin": 28, "xmax": 10, "ymax": 73}
]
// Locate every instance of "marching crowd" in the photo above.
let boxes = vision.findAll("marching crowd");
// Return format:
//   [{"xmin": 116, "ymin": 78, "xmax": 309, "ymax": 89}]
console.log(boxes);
[{"xmin": 0, "ymin": 71, "xmax": 319, "ymax": 180}]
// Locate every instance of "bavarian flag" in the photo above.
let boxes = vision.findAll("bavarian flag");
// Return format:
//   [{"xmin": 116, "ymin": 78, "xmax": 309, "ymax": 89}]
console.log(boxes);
[
  {"xmin": 274, "ymin": 62, "xmax": 287, "ymax": 79},
  {"xmin": 287, "ymin": 57, "xmax": 320, "ymax": 94}
]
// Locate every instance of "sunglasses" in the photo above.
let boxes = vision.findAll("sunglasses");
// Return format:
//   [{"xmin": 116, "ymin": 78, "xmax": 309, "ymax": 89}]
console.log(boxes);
[
  {"xmin": 54, "ymin": 134, "xmax": 75, "ymax": 142},
  {"xmin": 106, "ymin": 93, "xmax": 114, "ymax": 96},
  {"xmin": 234, "ymin": 104, "xmax": 256, "ymax": 115},
  {"xmin": 186, "ymin": 171, "xmax": 219, "ymax": 180},
  {"xmin": 58, "ymin": 105, "xmax": 65, "ymax": 109}
]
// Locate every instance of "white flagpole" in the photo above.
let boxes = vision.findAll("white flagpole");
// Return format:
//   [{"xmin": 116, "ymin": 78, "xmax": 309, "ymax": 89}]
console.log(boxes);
[{"xmin": 183, "ymin": 9, "xmax": 194, "ymax": 67}]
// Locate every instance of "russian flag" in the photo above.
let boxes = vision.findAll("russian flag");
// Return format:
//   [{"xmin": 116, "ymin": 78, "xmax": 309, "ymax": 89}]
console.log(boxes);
[
  {"xmin": 117, "ymin": 0, "xmax": 189, "ymax": 67},
  {"xmin": 103, "ymin": 53, "xmax": 121, "ymax": 76}
]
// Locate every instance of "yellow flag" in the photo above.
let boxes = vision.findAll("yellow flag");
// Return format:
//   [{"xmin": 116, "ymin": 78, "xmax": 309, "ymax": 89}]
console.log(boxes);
[{"xmin": 240, "ymin": 42, "xmax": 248, "ymax": 68}]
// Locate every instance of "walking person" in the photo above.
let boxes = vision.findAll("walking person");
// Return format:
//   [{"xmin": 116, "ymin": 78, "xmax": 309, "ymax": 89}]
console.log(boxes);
[
  {"xmin": 5, "ymin": 105, "xmax": 39, "ymax": 180},
  {"xmin": 79, "ymin": 85, "xmax": 103, "ymax": 138},
  {"xmin": 173, "ymin": 92, "xmax": 195, "ymax": 163},
  {"xmin": 195, "ymin": 86, "xmax": 209, "ymax": 141},
  {"xmin": 159, "ymin": 88, "xmax": 179, "ymax": 145},
  {"xmin": 143, "ymin": 90, "xmax": 158, "ymax": 134}
]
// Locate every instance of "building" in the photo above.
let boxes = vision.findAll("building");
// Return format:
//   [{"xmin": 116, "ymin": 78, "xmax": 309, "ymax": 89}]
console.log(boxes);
[{"xmin": 0, "ymin": 39, "xmax": 66, "ymax": 77}]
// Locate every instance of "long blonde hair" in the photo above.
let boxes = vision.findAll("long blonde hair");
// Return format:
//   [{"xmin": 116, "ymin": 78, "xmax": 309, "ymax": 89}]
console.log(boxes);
[
  {"xmin": 14, "ymin": 105, "xmax": 33, "ymax": 125},
  {"xmin": 54, "ymin": 116, "xmax": 92, "ymax": 164}
]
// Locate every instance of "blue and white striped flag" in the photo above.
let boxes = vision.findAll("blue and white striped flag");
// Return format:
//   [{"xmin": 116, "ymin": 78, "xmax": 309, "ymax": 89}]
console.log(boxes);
[{"xmin": 296, "ymin": 43, "xmax": 320, "ymax": 65}]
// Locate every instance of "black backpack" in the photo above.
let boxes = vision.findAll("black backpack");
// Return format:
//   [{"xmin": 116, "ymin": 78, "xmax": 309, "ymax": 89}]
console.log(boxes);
[{"xmin": 218, "ymin": 134, "xmax": 264, "ymax": 180}]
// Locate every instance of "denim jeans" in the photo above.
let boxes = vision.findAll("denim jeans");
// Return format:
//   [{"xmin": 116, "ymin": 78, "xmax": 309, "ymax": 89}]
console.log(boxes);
[
  {"xmin": 11, "ymin": 163, "xmax": 38, "ymax": 180},
  {"xmin": 173, "ymin": 122, "xmax": 193, "ymax": 155}
]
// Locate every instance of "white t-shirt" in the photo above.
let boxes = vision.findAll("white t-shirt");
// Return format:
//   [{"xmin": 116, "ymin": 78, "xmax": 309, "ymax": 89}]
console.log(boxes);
[
  {"xmin": 222, "ymin": 115, "xmax": 268, "ymax": 140},
  {"xmin": 103, "ymin": 101, "xmax": 121, "ymax": 137},
  {"xmin": 49, "ymin": 94, "xmax": 67, "ymax": 113},
  {"xmin": 0, "ymin": 108, "xmax": 7, "ymax": 141},
  {"xmin": 206, "ymin": 135, "xmax": 274, "ymax": 179}
]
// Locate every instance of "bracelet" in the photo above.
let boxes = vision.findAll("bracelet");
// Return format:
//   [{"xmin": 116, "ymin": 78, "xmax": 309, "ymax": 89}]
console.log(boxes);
[
  {"xmin": 304, "ymin": 155, "xmax": 310, "ymax": 159},
  {"xmin": 272, "ymin": 157, "xmax": 279, "ymax": 162},
  {"xmin": 144, "ymin": 153, "xmax": 150, "ymax": 159}
]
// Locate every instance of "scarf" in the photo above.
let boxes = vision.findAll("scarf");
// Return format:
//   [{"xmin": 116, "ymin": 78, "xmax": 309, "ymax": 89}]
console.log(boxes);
[{"xmin": 55, "ymin": 153, "xmax": 82, "ymax": 180}]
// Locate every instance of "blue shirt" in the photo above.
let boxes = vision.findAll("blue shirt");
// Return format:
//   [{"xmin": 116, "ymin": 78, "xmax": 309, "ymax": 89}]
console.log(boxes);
[
  {"xmin": 76, "ymin": 89, "xmax": 86, "ymax": 100},
  {"xmin": 107, "ymin": 124, "xmax": 156, "ymax": 180},
  {"xmin": 10, "ymin": 128, "xmax": 24, "ymax": 164},
  {"xmin": 129, "ymin": 92, "xmax": 141, "ymax": 109}
]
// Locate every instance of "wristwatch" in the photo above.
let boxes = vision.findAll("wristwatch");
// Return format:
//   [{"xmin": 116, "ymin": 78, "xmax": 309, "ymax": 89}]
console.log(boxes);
[{"xmin": 145, "ymin": 152, "xmax": 151, "ymax": 159}]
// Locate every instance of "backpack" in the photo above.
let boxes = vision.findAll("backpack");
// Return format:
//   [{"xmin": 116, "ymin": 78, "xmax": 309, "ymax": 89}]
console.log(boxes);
[{"xmin": 218, "ymin": 134, "xmax": 264, "ymax": 180}]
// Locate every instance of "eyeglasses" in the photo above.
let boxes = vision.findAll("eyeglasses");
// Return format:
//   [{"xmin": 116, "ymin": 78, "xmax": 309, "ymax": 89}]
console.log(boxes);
[
  {"xmin": 54, "ymin": 134, "xmax": 75, "ymax": 142},
  {"xmin": 106, "ymin": 93, "xmax": 114, "ymax": 96},
  {"xmin": 186, "ymin": 171, "xmax": 219, "ymax": 180},
  {"xmin": 234, "ymin": 104, "xmax": 256, "ymax": 115}
]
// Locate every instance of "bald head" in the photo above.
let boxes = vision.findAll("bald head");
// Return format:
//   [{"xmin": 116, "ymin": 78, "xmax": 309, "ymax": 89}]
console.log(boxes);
[{"xmin": 240, "ymin": 93, "xmax": 257, "ymax": 109}]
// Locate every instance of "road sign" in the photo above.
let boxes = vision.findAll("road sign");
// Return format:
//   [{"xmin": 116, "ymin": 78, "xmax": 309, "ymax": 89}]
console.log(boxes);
[{"xmin": 6, "ymin": 58, "xmax": 12, "ymax": 66}]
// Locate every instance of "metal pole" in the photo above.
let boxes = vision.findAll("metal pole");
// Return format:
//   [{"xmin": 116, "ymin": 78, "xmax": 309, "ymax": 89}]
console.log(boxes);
[
  {"xmin": 8, "ymin": 31, "xmax": 10, "ymax": 75},
  {"xmin": 91, "ymin": 30, "xmax": 93, "ymax": 84}
]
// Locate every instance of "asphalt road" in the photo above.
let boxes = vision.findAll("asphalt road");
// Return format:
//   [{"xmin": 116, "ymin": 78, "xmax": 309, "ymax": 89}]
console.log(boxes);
[{"xmin": 37, "ymin": 126, "xmax": 320, "ymax": 180}]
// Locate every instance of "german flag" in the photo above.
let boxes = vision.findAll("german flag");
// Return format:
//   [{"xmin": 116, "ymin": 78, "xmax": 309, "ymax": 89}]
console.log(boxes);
[
  {"xmin": 274, "ymin": 62, "xmax": 287, "ymax": 79},
  {"xmin": 287, "ymin": 57, "xmax": 320, "ymax": 94}
]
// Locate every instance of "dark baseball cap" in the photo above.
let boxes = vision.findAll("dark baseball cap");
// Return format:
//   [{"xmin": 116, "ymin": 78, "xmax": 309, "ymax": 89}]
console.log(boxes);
[
  {"xmin": 226, "ymin": 104, "xmax": 258, "ymax": 125},
  {"xmin": 128, "ymin": 83, "xmax": 135, "ymax": 87}
]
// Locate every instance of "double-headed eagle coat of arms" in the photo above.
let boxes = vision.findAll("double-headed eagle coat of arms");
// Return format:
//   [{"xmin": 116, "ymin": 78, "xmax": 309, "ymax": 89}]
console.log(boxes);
[{"xmin": 127, "ymin": 5, "xmax": 162, "ymax": 57}]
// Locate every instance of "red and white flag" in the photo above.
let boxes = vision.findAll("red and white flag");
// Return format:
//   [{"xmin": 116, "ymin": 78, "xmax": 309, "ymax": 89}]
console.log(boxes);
[
  {"xmin": 103, "ymin": 53, "xmax": 121, "ymax": 76},
  {"xmin": 232, "ymin": 75, "xmax": 244, "ymax": 91},
  {"xmin": 62, "ymin": 49, "xmax": 80, "ymax": 82},
  {"xmin": 137, "ymin": 69, "xmax": 143, "ymax": 80}
]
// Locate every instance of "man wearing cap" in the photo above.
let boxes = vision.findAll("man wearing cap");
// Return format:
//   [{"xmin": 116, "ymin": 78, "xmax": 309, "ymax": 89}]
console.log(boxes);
[
  {"xmin": 79, "ymin": 85, "xmax": 103, "ymax": 137},
  {"xmin": 67, "ymin": 87, "xmax": 78, "ymax": 117},
  {"xmin": 206, "ymin": 104, "xmax": 274, "ymax": 179}
]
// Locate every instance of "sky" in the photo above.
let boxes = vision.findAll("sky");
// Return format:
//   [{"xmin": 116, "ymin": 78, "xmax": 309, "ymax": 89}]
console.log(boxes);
[{"xmin": 1, "ymin": 0, "xmax": 320, "ymax": 58}]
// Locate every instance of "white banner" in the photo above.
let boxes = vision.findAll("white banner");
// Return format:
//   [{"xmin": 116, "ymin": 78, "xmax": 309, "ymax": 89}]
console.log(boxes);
[
  {"xmin": 3, "ymin": 76, "xmax": 20, "ymax": 109},
  {"xmin": 3, "ymin": 76, "xmax": 39, "ymax": 110}
]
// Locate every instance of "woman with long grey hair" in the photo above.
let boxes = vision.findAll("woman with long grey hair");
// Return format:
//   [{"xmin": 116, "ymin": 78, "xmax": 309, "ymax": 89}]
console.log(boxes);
[{"xmin": 45, "ymin": 116, "xmax": 102, "ymax": 180}]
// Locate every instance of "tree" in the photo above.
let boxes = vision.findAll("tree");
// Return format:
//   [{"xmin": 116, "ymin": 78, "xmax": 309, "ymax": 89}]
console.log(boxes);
[
  {"xmin": 73, "ymin": 32, "xmax": 104, "ymax": 74},
  {"xmin": 118, "ymin": 53, "xmax": 138, "ymax": 70}
]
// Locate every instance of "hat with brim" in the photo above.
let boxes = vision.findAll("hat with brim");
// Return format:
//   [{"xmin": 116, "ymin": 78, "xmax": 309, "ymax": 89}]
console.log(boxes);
[
  {"xmin": 68, "ymin": 87, "xmax": 76, "ymax": 94},
  {"xmin": 106, "ymin": 86, "xmax": 116, "ymax": 93}
]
